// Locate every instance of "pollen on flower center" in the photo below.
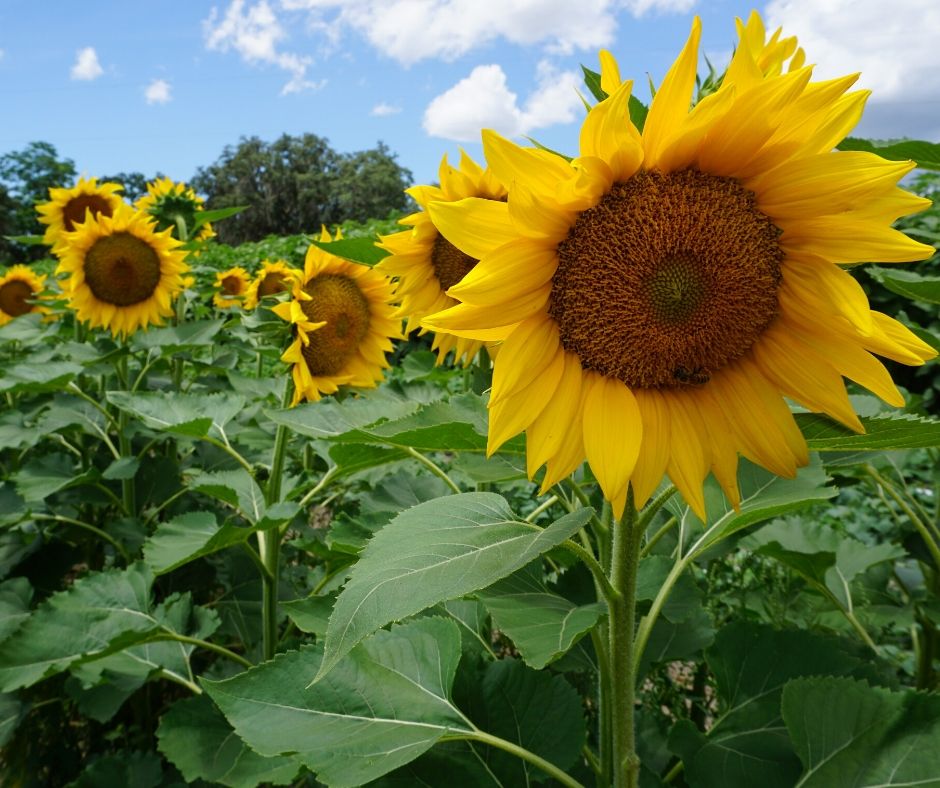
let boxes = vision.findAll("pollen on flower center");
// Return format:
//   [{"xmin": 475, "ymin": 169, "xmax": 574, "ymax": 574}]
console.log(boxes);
[
  {"xmin": 83, "ymin": 232, "xmax": 162, "ymax": 307},
  {"xmin": 431, "ymin": 234, "xmax": 478, "ymax": 291},
  {"xmin": 63, "ymin": 194, "xmax": 113, "ymax": 232},
  {"xmin": 300, "ymin": 274, "xmax": 371, "ymax": 376},
  {"xmin": 0, "ymin": 280, "xmax": 35, "ymax": 317},
  {"xmin": 550, "ymin": 169, "xmax": 784, "ymax": 389}
]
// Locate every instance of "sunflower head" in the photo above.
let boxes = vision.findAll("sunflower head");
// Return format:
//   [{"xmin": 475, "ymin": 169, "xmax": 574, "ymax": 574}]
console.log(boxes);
[
  {"xmin": 0, "ymin": 265, "xmax": 48, "ymax": 326},
  {"xmin": 135, "ymin": 177, "xmax": 215, "ymax": 243},
  {"xmin": 273, "ymin": 244, "xmax": 401, "ymax": 405},
  {"xmin": 244, "ymin": 259, "xmax": 302, "ymax": 310},
  {"xmin": 213, "ymin": 266, "xmax": 252, "ymax": 309},
  {"xmin": 319, "ymin": 225, "xmax": 344, "ymax": 242},
  {"xmin": 422, "ymin": 14, "xmax": 935, "ymax": 520},
  {"xmin": 37, "ymin": 177, "xmax": 125, "ymax": 253},
  {"xmin": 57, "ymin": 204, "xmax": 190, "ymax": 337},
  {"xmin": 377, "ymin": 150, "xmax": 506, "ymax": 366}
]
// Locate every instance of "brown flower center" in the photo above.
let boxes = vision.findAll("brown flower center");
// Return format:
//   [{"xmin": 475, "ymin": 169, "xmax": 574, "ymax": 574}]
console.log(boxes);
[
  {"xmin": 258, "ymin": 271, "xmax": 289, "ymax": 298},
  {"xmin": 63, "ymin": 194, "xmax": 113, "ymax": 232},
  {"xmin": 299, "ymin": 274, "xmax": 371, "ymax": 377},
  {"xmin": 0, "ymin": 280, "xmax": 36, "ymax": 317},
  {"xmin": 550, "ymin": 169, "xmax": 783, "ymax": 389},
  {"xmin": 221, "ymin": 275, "xmax": 243, "ymax": 295},
  {"xmin": 431, "ymin": 234, "xmax": 477, "ymax": 291},
  {"xmin": 83, "ymin": 232, "xmax": 162, "ymax": 307}
]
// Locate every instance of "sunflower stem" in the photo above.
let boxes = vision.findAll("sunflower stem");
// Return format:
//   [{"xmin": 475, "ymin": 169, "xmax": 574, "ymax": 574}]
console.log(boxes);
[
  {"xmin": 259, "ymin": 377, "xmax": 294, "ymax": 662},
  {"xmin": 116, "ymin": 352, "xmax": 136, "ymax": 517},
  {"xmin": 605, "ymin": 487, "xmax": 643, "ymax": 788}
]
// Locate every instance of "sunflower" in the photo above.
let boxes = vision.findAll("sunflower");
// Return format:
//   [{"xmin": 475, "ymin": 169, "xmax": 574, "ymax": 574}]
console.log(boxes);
[
  {"xmin": 422, "ymin": 14, "xmax": 936, "ymax": 520},
  {"xmin": 319, "ymin": 225, "xmax": 344, "ymax": 241},
  {"xmin": 36, "ymin": 177, "xmax": 125, "ymax": 252},
  {"xmin": 378, "ymin": 151, "xmax": 507, "ymax": 366},
  {"xmin": 135, "ymin": 177, "xmax": 215, "ymax": 243},
  {"xmin": 244, "ymin": 259, "xmax": 302, "ymax": 310},
  {"xmin": 273, "ymin": 243, "xmax": 400, "ymax": 405},
  {"xmin": 213, "ymin": 266, "xmax": 252, "ymax": 308},
  {"xmin": 57, "ymin": 205, "xmax": 190, "ymax": 337},
  {"xmin": 0, "ymin": 265, "xmax": 48, "ymax": 326}
]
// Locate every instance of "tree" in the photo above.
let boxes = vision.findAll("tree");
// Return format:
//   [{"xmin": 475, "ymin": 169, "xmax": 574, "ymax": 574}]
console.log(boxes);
[{"xmin": 192, "ymin": 134, "xmax": 412, "ymax": 245}]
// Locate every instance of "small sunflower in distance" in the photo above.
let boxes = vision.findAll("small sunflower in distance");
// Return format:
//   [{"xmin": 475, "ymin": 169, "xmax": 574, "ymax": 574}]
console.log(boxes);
[
  {"xmin": 423, "ymin": 13, "xmax": 936, "ymax": 520},
  {"xmin": 0, "ymin": 265, "xmax": 48, "ymax": 326},
  {"xmin": 135, "ymin": 177, "xmax": 215, "ymax": 243},
  {"xmin": 213, "ymin": 266, "xmax": 252, "ymax": 308},
  {"xmin": 58, "ymin": 204, "xmax": 190, "ymax": 337},
  {"xmin": 244, "ymin": 259, "xmax": 302, "ymax": 310},
  {"xmin": 274, "ymin": 244, "xmax": 400, "ymax": 405},
  {"xmin": 377, "ymin": 151, "xmax": 506, "ymax": 365},
  {"xmin": 37, "ymin": 177, "xmax": 125, "ymax": 252}
]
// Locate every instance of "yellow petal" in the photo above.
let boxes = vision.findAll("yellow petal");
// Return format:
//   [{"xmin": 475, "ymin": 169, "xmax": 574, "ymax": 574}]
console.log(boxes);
[
  {"xmin": 662, "ymin": 392, "xmax": 709, "ymax": 522},
  {"xmin": 579, "ymin": 80, "xmax": 644, "ymax": 181},
  {"xmin": 526, "ymin": 350, "xmax": 584, "ymax": 478},
  {"xmin": 482, "ymin": 130, "xmax": 572, "ymax": 200},
  {"xmin": 490, "ymin": 316, "xmax": 560, "ymax": 405},
  {"xmin": 582, "ymin": 374, "xmax": 642, "ymax": 504},
  {"xmin": 423, "ymin": 287, "xmax": 549, "ymax": 338},
  {"xmin": 630, "ymin": 389, "xmax": 670, "ymax": 508},
  {"xmin": 487, "ymin": 350, "xmax": 564, "ymax": 455},
  {"xmin": 599, "ymin": 49, "xmax": 622, "ymax": 94},
  {"xmin": 428, "ymin": 197, "xmax": 517, "ymax": 260}
]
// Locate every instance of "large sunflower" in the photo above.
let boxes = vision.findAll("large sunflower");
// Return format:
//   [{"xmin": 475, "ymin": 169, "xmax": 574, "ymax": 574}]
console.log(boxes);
[
  {"xmin": 37, "ymin": 177, "xmax": 125, "ymax": 252},
  {"xmin": 57, "ymin": 205, "xmax": 190, "ymax": 337},
  {"xmin": 273, "ymin": 244, "xmax": 400, "ymax": 405},
  {"xmin": 213, "ymin": 266, "xmax": 252, "ymax": 309},
  {"xmin": 135, "ymin": 177, "xmax": 215, "ymax": 243},
  {"xmin": 0, "ymin": 265, "xmax": 48, "ymax": 326},
  {"xmin": 423, "ymin": 14, "xmax": 936, "ymax": 520},
  {"xmin": 378, "ymin": 151, "xmax": 506, "ymax": 365},
  {"xmin": 244, "ymin": 259, "xmax": 302, "ymax": 310}
]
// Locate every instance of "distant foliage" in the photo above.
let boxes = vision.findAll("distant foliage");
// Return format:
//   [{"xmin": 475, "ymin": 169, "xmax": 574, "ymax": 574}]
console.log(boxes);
[{"xmin": 191, "ymin": 134, "xmax": 413, "ymax": 245}]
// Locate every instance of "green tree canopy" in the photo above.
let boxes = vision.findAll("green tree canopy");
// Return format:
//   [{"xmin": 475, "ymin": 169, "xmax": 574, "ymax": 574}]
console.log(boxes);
[{"xmin": 191, "ymin": 134, "xmax": 412, "ymax": 245}]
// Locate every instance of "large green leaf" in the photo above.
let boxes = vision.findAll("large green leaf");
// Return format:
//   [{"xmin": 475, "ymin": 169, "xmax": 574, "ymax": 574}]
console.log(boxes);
[
  {"xmin": 669, "ymin": 622, "xmax": 871, "ymax": 788},
  {"xmin": 143, "ymin": 511, "xmax": 255, "ymax": 575},
  {"xmin": 189, "ymin": 469, "xmax": 266, "ymax": 522},
  {"xmin": 310, "ymin": 236, "xmax": 388, "ymax": 265},
  {"xmin": 205, "ymin": 618, "xmax": 473, "ymax": 787},
  {"xmin": 0, "ymin": 360, "xmax": 83, "ymax": 394},
  {"xmin": 838, "ymin": 137, "xmax": 940, "ymax": 171},
  {"xmin": 0, "ymin": 577, "xmax": 32, "ymax": 642},
  {"xmin": 782, "ymin": 676, "xmax": 940, "ymax": 787},
  {"xmin": 107, "ymin": 390, "xmax": 245, "ymax": 439},
  {"xmin": 68, "ymin": 750, "xmax": 163, "ymax": 788},
  {"xmin": 157, "ymin": 695, "xmax": 300, "ymax": 788},
  {"xmin": 316, "ymin": 493, "xmax": 592, "ymax": 680},
  {"xmin": 477, "ymin": 563, "xmax": 603, "ymax": 669},
  {"xmin": 131, "ymin": 318, "xmax": 224, "ymax": 350},
  {"xmin": 12, "ymin": 452, "xmax": 90, "ymax": 503},
  {"xmin": 867, "ymin": 267, "xmax": 940, "ymax": 305},
  {"xmin": 798, "ymin": 411, "xmax": 940, "ymax": 451},
  {"xmin": 0, "ymin": 693, "xmax": 23, "ymax": 747}
]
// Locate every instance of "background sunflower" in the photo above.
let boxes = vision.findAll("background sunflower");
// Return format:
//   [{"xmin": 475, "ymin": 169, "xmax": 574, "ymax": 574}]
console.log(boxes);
[
  {"xmin": 36, "ymin": 177, "xmax": 125, "ymax": 253},
  {"xmin": 244, "ymin": 259, "xmax": 301, "ymax": 310},
  {"xmin": 213, "ymin": 266, "xmax": 252, "ymax": 308},
  {"xmin": 0, "ymin": 265, "xmax": 48, "ymax": 325},
  {"xmin": 135, "ymin": 177, "xmax": 215, "ymax": 243}
]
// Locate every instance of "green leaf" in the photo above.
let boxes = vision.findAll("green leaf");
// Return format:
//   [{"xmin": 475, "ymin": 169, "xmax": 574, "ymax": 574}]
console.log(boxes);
[
  {"xmin": 204, "ymin": 618, "xmax": 472, "ymax": 787},
  {"xmin": 67, "ymin": 750, "xmax": 163, "ymax": 788},
  {"xmin": 798, "ymin": 411, "xmax": 940, "ymax": 451},
  {"xmin": 581, "ymin": 65, "xmax": 607, "ymax": 102},
  {"xmin": 628, "ymin": 95, "xmax": 649, "ymax": 134},
  {"xmin": 190, "ymin": 469, "xmax": 265, "ymax": 522},
  {"xmin": 868, "ymin": 266, "xmax": 940, "ymax": 305},
  {"xmin": 477, "ymin": 563, "xmax": 603, "ymax": 669},
  {"xmin": 0, "ymin": 361, "xmax": 82, "ymax": 394},
  {"xmin": 131, "ymin": 318, "xmax": 224, "ymax": 350},
  {"xmin": 143, "ymin": 511, "xmax": 253, "ymax": 575},
  {"xmin": 0, "ymin": 693, "xmax": 24, "ymax": 747},
  {"xmin": 193, "ymin": 205, "xmax": 249, "ymax": 226},
  {"xmin": 282, "ymin": 595, "xmax": 335, "ymax": 637},
  {"xmin": 782, "ymin": 676, "xmax": 940, "ymax": 787},
  {"xmin": 3, "ymin": 234, "xmax": 46, "ymax": 246},
  {"xmin": 310, "ymin": 236, "xmax": 388, "ymax": 265},
  {"xmin": 65, "ymin": 669, "xmax": 146, "ymax": 723},
  {"xmin": 838, "ymin": 137, "xmax": 940, "ymax": 171},
  {"xmin": 0, "ymin": 577, "xmax": 33, "ymax": 642},
  {"xmin": 637, "ymin": 555, "xmax": 703, "ymax": 623},
  {"xmin": 326, "ymin": 443, "xmax": 408, "ymax": 479},
  {"xmin": 107, "ymin": 390, "xmax": 245, "ymax": 439},
  {"xmin": 102, "ymin": 456, "xmax": 140, "ymax": 481},
  {"xmin": 157, "ymin": 695, "xmax": 300, "ymax": 788},
  {"xmin": 12, "ymin": 452, "xmax": 87, "ymax": 503},
  {"xmin": 477, "ymin": 659, "xmax": 585, "ymax": 783},
  {"xmin": 316, "ymin": 493, "xmax": 592, "ymax": 681}
]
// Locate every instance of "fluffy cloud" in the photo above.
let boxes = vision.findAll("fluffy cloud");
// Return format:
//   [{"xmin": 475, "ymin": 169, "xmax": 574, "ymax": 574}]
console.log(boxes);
[
  {"xmin": 423, "ymin": 60, "xmax": 582, "ymax": 141},
  {"xmin": 204, "ymin": 0, "xmax": 323, "ymax": 94},
  {"xmin": 70, "ymin": 47, "xmax": 103, "ymax": 81},
  {"xmin": 765, "ymin": 0, "xmax": 940, "ymax": 140},
  {"xmin": 371, "ymin": 102, "xmax": 402, "ymax": 116},
  {"xmin": 144, "ymin": 79, "xmax": 172, "ymax": 105}
]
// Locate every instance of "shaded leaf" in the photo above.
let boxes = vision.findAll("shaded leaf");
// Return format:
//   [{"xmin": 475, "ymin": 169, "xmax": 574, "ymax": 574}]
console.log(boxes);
[
  {"xmin": 131, "ymin": 318, "xmax": 225, "ymax": 350},
  {"xmin": 67, "ymin": 750, "xmax": 162, "ymax": 788},
  {"xmin": 310, "ymin": 236, "xmax": 387, "ymax": 265},
  {"xmin": 0, "ymin": 361, "xmax": 82, "ymax": 394},
  {"xmin": 798, "ymin": 411, "xmax": 940, "ymax": 451},
  {"xmin": 144, "ymin": 511, "xmax": 253, "ymax": 575},
  {"xmin": 190, "ymin": 469, "xmax": 265, "ymax": 522},
  {"xmin": 107, "ymin": 390, "xmax": 245, "ymax": 439}
]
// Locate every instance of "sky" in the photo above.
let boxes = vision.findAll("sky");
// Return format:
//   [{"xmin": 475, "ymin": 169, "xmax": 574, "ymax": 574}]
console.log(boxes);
[{"xmin": 0, "ymin": 0, "xmax": 937, "ymax": 192}]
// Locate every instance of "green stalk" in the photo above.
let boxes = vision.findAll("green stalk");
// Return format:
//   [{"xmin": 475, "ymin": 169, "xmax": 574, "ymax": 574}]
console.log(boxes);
[
  {"xmin": 608, "ymin": 489, "xmax": 642, "ymax": 788},
  {"xmin": 259, "ymin": 377, "xmax": 294, "ymax": 661},
  {"xmin": 116, "ymin": 353, "xmax": 136, "ymax": 516},
  {"xmin": 459, "ymin": 731, "xmax": 584, "ymax": 788}
]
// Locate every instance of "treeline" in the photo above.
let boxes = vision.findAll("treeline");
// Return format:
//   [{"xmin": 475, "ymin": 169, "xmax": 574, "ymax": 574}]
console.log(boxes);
[{"xmin": 0, "ymin": 134, "xmax": 413, "ymax": 260}]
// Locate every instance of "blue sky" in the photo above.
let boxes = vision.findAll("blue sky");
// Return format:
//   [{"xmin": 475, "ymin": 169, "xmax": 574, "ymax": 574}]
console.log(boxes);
[{"xmin": 0, "ymin": 0, "xmax": 937, "ymax": 193}]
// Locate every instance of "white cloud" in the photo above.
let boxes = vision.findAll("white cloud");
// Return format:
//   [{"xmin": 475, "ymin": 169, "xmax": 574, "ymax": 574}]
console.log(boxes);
[
  {"xmin": 423, "ymin": 60, "xmax": 582, "ymax": 141},
  {"xmin": 765, "ymin": 0, "xmax": 940, "ymax": 140},
  {"xmin": 144, "ymin": 78, "xmax": 172, "ymax": 105},
  {"xmin": 204, "ymin": 0, "xmax": 323, "ymax": 94},
  {"xmin": 371, "ymin": 102, "xmax": 402, "ymax": 116},
  {"xmin": 70, "ymin": 47, "xmax": 103, "ymax": 81}
]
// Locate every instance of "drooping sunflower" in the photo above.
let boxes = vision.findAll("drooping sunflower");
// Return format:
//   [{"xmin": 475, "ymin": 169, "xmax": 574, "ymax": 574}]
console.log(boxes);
[
  {"xmin": 36, "ymin": 177, "xmax": 125, "ymax": 252},
  {"xmin": 135, "ymin": 177, "xmax": 215, "ymax": 243},
  {"xmin": 273, "ymin": 244, "xmax": 400, "ymax": 405},
  {"xmin": 378, "ymin": 151, "xmax": 507, "ymax": 365},
  {"xmin": 0, "ymin": 265, "xmax": 48, "ymax": 326},
  {"xmin": 57, "ymin": 204, "xmax": 190, "ymax": 337},
  {"xmin": 423, "ymin": 14, "xmax": 936, "ymax": 520},
  {"xmin": 244, "ymin": 259, "xmax": 302, "ymax": 310},
  {"xmin": 213, "ymin": 266, "xmax": 252, "ymax": 308}
]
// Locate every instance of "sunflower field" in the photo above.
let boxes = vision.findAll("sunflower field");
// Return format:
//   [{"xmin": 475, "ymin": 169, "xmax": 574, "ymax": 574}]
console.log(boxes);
[{"xmin": 3, "ymin": 12, "xmax": 940, "ymax": 788}]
